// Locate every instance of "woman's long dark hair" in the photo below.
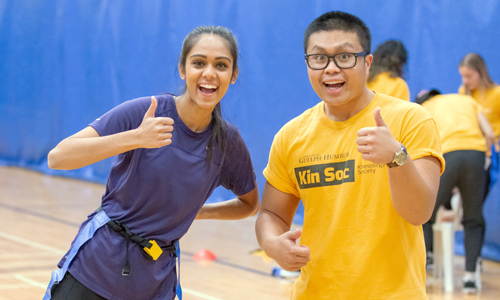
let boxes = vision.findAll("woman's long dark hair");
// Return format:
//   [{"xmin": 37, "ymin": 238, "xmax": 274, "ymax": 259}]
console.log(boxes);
[
  {"xmin": 367, "ymin": 40, "xmax": 407, "ymax": 83},
  {"xmin": 178, "ymin": 26, "xmax": 239, "ymax": 165}
]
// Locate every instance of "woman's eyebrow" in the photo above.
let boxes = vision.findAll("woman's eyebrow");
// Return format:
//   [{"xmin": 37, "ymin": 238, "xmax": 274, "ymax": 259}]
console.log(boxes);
[{"xmin": 189, "ymin": 54, "xmax": 231, "ymax": 62}]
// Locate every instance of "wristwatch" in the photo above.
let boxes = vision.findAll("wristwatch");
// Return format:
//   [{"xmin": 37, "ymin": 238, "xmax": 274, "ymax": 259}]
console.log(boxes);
[{"xmin": 387, "ymin": 143, "xmax": 408, "ymax": 168}]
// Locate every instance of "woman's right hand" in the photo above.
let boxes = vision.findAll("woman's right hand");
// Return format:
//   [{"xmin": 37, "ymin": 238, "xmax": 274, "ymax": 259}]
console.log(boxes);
[
  {"xmin": 48, "ymin": 96, "xmax": 174, "ymax": 170},
  {"xmin": 135, "ymin": 96, "xmax": 174, "ymax": 149}
]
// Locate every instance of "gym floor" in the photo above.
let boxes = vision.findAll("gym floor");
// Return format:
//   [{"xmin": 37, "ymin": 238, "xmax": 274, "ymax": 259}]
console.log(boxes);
[{"xmin": 0, "ymin": 166, "xmax": 499, "ymax": 300}]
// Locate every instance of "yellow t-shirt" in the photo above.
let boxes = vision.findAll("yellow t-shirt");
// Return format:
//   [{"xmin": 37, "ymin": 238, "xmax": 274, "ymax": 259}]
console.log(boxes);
[
  {"xmin": 366, "ymin": 72, "xmax": 410, "ymax": 101},
  {"xmin": 264, "ymin": 93, "xmax": 444, "ymax": 300},
  {"xmin": 459, "ymin": 85, "xmax": 500, "ymax": 141},
  {"xmin": 422, "ymin": 94, "xmax": 486, "ymax": 154}
]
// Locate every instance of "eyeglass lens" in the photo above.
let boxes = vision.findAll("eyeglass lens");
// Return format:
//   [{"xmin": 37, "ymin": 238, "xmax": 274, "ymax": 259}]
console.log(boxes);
[{"xmin": 307, "ymin": 53, "xmax": 357, "ymax": 69}]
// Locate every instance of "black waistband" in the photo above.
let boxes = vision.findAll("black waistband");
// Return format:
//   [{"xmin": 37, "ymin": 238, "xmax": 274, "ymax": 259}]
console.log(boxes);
[{"xmin": 95, "ymin": 206, "xmax": 176, "ymax": 275}]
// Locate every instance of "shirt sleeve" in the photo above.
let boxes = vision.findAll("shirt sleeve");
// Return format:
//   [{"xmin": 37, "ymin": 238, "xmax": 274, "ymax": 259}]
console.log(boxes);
[
  {"xmin": 219, "ymin": 127, "xmax": 256, "ymax": 196},
  {"xmin": 399, "ymin": 108, "xmax": 445, "ymax": 174},
  {"xmin": 89, "ymin": 97, "xmax": 150, "ymax": 136},
  {"xmin": 263, "ymin": 128, "xmax": 300, "ymax": 198}
]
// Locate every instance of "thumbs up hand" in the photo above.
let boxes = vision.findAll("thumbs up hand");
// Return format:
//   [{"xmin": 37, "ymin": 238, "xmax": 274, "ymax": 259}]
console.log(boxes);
[
  {"xmin": 136, "ymin": 96, "xmax": 174, "ymax": 148},
  {"xmin": 356, "ymin": 108, "xmax": 400, "ymax": 164},
  {"xmin": 266, "ymin": 228, "xmax": 310, "ymax": 271},
  {"xmin": 143, "ymin": 96, "xmax": 158, "ymax": 119}
]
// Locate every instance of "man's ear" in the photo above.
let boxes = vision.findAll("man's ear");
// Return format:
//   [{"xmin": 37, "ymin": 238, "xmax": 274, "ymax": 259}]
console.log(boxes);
[
  {"xmin": 365, "ymin": 54, "xmax": 373, "ymax": 78},
  {"xmin": 365, "ymin": 54, "xmax": 373, "ymax": 69},
  {"xmin": 179, "ymin": 64, "xmax": 186, "ymax": 80},
  {"xmin": 230, "ymin": 68, "xmax": 239, "ymax": 84}
]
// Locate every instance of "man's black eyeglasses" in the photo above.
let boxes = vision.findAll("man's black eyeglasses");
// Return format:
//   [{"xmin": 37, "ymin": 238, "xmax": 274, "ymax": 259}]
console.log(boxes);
[{"xmin": 305, "ymin": 52, "xmax": 368, "ymax": 70}]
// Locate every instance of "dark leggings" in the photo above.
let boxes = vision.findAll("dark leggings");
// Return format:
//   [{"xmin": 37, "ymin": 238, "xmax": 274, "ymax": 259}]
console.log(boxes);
[
  {"xmin": 422, "ymin": 150, "xmax": 486, "ymax": 272},
  {"xmin": 51, "ymin": 272, "xmax": 107, "ymax": 300}
]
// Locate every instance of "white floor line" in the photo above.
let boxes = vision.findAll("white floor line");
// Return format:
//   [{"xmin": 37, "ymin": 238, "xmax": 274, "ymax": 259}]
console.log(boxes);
[
  {"xmin": 0, "ymin": 231, "xmax": 222, "ymax": 299},
  {"xmin": 0, "ymin": 283, "xmax": 34, "ymax": 290},
  {"xmin": 0, "ymin": 231, "xmax": 66, "ymax": 255},
  {"xmin": 0, "ymin": 271, "xmax": 49, "ymax": 279},
  {"xmin": 183, "ymin": 288, "xmax": 223, "ymax": 300},
  {"xmin": 0, "ymin": 252, "xmax": 57, "ymax": 259},
  {"xmin": 13, "ymin": 274, "xmax": 47, "ymax": 289}
]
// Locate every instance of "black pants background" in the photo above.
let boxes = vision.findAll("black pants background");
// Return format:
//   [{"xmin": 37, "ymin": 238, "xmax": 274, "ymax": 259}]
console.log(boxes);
[{"xmin": 422, "ymin": 150, "xmax": 487, "ymax": 272}]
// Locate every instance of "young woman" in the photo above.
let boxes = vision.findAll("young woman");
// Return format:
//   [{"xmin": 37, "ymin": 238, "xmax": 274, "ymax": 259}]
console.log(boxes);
[
  {"xmin": 459, "ymin": 53, "xmax": 500, "ymax": 197},
  {"xmin": 44, "ymin": 26, "xmax": 259, "ymax": 300},
  {"xmin": 459, "ymin": 53, "xmax": 500, "ymax": 145},
  {"xmin": 416, "ymin": 89, "xmax": 494, "ymax": 294},
  {"xmin": 366, "ymin": 40, "xmax": 410, "ymax": 101}
]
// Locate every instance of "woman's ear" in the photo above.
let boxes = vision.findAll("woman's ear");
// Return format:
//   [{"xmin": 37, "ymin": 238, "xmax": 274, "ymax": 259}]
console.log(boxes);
[
  {"xmin": 230, "ymin": 68, "xmax": 239, "ymax": 84},
  {"xmin": 179, "ymin": 64, "xmax": 186, "ymax": 80}
]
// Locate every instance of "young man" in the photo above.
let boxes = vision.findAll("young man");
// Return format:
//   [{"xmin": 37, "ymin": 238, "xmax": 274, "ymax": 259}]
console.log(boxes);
[{"xmin": 256, "ymin": 11, "xmax": 444, "ymax": 299}]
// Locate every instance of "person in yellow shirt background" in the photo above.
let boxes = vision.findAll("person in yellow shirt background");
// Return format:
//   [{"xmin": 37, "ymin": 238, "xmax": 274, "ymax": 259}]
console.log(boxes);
[
  {"xmin": 459, "ymin": 53, "xmax": 500, "ymax": 138},
  {"xmin": 459, "ymin": 53, "xmax": 500, "ymax": 199},
  {"xmin": 416, "ymin": 89, "xmax": 494, "ymax": 294},
  {"xmin": 366, "ymin": 40, "xmax": 410, "ymax": 101}
]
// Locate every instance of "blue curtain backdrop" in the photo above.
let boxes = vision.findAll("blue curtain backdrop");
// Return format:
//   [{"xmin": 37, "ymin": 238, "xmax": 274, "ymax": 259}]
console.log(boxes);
[{"xmin": 1, "ymin": 0, "xmax": 499, "ymax": 261}]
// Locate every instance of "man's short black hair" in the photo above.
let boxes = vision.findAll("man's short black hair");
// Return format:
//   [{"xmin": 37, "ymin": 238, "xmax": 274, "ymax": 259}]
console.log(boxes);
[{"xmin": 304, "ymin": 11, "xmax": 371, "ymax": 54}]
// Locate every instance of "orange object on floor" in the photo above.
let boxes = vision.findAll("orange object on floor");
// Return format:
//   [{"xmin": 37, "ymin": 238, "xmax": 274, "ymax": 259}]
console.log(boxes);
[{"xmin": 193, "ymin": 249, "xmax": 217, "ymax": 261}]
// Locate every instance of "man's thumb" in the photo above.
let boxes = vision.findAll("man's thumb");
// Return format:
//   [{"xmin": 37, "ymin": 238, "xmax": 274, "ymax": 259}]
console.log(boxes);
[
  {"xmin": 374, "ymin": 107, "xmax": 387, "ymax": 127},
  {"xmin": 285, "ymin": 228, "xmax": 302, "ymax": 241},
  {"xmin": 144, "ymin": 96, "xmax": 158, "ymax": 119}
]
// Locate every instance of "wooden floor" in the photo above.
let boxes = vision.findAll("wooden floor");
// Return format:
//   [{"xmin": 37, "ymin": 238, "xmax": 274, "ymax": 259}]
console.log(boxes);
[{"xmin": 0, "ymin": 165, "xmax": 499, "ymax": 300}]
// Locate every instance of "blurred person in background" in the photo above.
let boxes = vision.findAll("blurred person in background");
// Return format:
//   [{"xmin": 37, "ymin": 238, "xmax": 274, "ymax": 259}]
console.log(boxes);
[
  {"xmin": 366, "ymin": 40, "xmax": 410, "ymax": 101},
  {"xmin": 416, "ymin": 89, "xmax": 494, "ymax": 294},
  {"xmin": 459, "ymin": 53, "xmax": 500, "ymax": 194}
]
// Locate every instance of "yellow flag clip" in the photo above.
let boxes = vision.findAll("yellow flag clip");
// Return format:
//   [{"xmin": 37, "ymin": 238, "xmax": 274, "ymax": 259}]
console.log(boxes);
[{"xmin": 144, "ymin": 240, "xmax": 163, "ymax": 260}]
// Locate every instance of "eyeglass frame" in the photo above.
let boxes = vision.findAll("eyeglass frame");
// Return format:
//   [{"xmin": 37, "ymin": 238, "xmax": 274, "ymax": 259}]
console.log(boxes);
[{"xmin": 304, "ymin": 51, "xmax": 369, "ymax": 70}]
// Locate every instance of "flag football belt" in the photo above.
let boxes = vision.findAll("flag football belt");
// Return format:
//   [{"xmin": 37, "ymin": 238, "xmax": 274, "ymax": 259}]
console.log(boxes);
[
  {"xmin": 43, "ymin": 209, "xmax": 183, "ymax": 300},
  {"xmin": 106, "ymin": 219, "xmax": 176, "ymax": 275},
  {"xmin": 96, "ymin": 206, "xmax": 176, "ymax": 276}
]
